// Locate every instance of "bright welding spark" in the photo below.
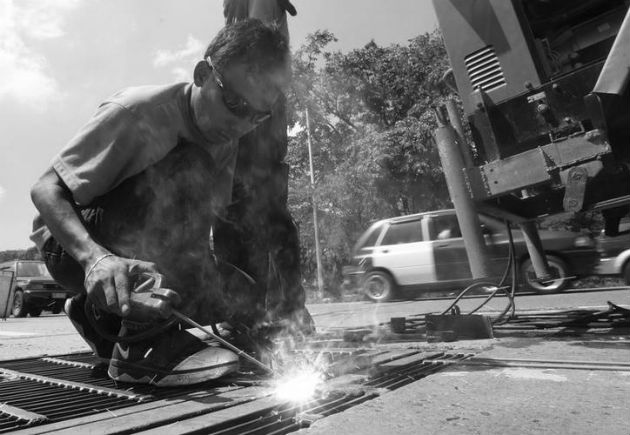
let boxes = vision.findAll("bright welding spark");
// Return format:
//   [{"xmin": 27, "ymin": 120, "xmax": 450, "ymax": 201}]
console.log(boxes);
[{"xmin": 273, "ymin": 366, "xmax": 325, "ymax": 403}]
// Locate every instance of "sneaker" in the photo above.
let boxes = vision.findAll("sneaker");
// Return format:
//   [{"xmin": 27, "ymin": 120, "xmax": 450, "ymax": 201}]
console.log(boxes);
[
  {"xmin": 64, "ymin": 294, "xmax": 120, "ymax": 361},
  {"xmin": 108, "ymin": 325, "xmax": 239, "ymax": 386}
]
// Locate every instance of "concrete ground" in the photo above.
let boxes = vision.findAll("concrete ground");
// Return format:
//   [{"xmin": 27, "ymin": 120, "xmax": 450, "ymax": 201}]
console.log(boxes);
[{"xmin": 301, "ymin": 330, "xmax": 630, "ymax": 435}]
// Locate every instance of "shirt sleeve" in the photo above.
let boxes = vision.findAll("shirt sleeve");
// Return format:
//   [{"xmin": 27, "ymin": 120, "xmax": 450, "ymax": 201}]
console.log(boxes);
[{"xmin": 52, "ymin": 102, "xmax": 165, "ymax": 206}]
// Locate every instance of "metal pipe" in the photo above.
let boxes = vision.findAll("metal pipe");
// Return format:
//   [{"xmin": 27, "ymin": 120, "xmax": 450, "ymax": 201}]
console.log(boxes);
[
  {"xmin": 518, "ymin": 220, "xmax": 551, "ymax": 280},
  {"xmin": 444, "ymin": 99, "xmax": 474, "ymax": 168},
  {"xmin": 305, "ymin": 107, "xmax": 325, "ymax": 299},
  {"xmin": 171, "ymin": 310, "xmax": 274, "ymax": 375},
  {"xmin": 433, "ymin": 106, "xmax": 493, "ymax": 279},
  {"xmin": 593, "ymin": 5, "xmax": 630, "ymax": 95}
]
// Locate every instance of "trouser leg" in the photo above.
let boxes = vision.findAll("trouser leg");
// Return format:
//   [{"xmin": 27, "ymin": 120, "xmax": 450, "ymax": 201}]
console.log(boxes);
[{"xmin": 213, "ymin": 108, "xmax": 311, "ymax": 333}]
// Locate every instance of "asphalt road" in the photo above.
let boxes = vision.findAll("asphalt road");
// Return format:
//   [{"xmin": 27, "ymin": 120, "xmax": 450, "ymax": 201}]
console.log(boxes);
[
  {"xmin": 1, "ymin": 287, "xmax": 628, "ymax": 361},
  {"xmin": 309, "ymin": 286, "xmax": 630, "ymax": 329}
]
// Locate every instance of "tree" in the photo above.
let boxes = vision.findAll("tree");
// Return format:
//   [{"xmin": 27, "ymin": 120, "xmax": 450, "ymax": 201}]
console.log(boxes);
[
  {"xmin": 286, "ymin": 30, "xmax": 453, "ymax": 296},
  {"xmin": 0, "ymin": 247, "xmax": 41, "ymax": 263}
]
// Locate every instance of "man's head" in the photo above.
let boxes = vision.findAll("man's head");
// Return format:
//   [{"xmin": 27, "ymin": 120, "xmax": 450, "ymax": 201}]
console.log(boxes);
[
  {"xmin": 190, "ymin": 19, "xmax": 290, "ymax": 143},
  {"xmin": 204, "ymin": 18, "xmax": 290, "ymax": 79}
]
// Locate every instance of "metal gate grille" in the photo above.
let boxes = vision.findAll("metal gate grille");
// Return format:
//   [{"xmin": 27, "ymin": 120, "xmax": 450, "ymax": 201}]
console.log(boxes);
[{"xmin": 0, "ymin": 351, "xmax": 471, "ymax": 434}]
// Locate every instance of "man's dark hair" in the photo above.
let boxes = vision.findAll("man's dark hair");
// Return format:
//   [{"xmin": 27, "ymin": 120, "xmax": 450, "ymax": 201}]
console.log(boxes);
[{"xmin": 205, "ymin": 19, "xmax": 290, "ymax": 75}]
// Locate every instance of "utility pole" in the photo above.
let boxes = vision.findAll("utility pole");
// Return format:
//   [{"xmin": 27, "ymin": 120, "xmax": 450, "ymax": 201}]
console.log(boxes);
[{"xmin": 305, "ymin": 107, "xmax": 325, "ymax": 299}]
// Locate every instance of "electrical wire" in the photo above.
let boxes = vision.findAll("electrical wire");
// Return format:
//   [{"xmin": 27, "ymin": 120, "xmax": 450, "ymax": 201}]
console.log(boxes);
[{"xmin": 438, "ymin": 219, "xmax": 518, "ymax": 324}]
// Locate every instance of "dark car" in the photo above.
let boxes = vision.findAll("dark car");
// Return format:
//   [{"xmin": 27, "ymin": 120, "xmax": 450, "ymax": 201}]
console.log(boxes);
[
  {"xmin": 0, "ymin": 260, "xmax": 74, "ymax": 317},
  {"xmin": 343, "ymin": 209, "xmax": 599, "ymax": 302}
]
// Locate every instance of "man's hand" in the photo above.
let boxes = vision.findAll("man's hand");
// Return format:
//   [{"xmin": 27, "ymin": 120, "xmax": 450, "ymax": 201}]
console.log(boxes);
[
  {"xmin": 31, "ymin": 169, "xmax": 160, "ymax": 318},
  {"xmin": 83, "ymin": 254, "xmax": 159, "ymax": 317}
]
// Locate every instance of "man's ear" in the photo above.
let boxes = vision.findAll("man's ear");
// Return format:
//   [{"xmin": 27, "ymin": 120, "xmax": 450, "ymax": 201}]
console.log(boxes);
[{"xmin": 193, "ymin": 60, "xmax": 211, "ymax": 87}]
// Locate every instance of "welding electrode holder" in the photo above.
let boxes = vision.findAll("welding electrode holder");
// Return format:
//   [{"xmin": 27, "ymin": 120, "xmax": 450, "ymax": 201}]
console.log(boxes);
[
  {"xmin": 84, "ymin": 273, "xmax": 275, "ymax": 374},
  {"xmin": 84, "ymin": 272, "xmax": 180, "ymax": 344}
]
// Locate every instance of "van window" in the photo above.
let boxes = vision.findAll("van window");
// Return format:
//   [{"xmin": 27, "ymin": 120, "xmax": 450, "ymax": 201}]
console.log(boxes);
[
  {"xmin": 381, "ymin": 220, "xmax": 423, "ymax": 245},
  {"xmin": 354, "ymin": 222, "xmax": 385, "ymax": 252},
  {"xmin": 361, "ymin": 227, "xmax": 382, "ymax": 248},
  {"xmin": 431, "ymin": 215, "xmax": 462, "ymax": 240}
]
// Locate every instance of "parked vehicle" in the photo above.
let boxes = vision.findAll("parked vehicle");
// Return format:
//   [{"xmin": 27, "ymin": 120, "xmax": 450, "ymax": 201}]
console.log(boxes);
[
  {"xmin": 0, "ymin": 260, "xmax": 74, "ymax": 317},
  {"xmin": 343, "ymin": 209, "xmax": 599, "ymax": 302}
]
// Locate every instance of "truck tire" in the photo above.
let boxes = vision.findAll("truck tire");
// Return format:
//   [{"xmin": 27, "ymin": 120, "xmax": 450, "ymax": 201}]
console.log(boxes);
[
  {"xmin": 12, "ymin": 289, "xmax": 28, "ymax": 318},
  {"xmin": 362, "ymin": 271, "xmax": 396, "ymax": 302},
  {"xmin": 521, "ymin": 255, "xmax": 570, "ymax": 294},
  {"xmin": 51, "ymin": 302, "xmax": 63, "ymax": 315}
]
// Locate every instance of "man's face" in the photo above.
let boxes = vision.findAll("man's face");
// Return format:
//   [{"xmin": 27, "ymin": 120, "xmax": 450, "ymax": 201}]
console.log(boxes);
[{"xmin": 194, "ymin": 59, "xmax": 286, "ymax": 143}]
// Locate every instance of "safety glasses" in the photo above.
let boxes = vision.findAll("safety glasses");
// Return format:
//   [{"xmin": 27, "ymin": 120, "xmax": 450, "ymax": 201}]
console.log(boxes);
[{"xmin": 206, "ymin": 56, "xmax": 272, "ymax": 125}]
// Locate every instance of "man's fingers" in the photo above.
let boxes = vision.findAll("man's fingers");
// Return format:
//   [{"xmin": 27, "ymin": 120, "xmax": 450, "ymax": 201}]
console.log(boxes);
[
  {"xmin": 85, "ymin": 256, "xmax": 161, "ymax": 318},
  {"xmin": 129, "ymin": 260, "xmax": 159, "ymax": 274},
  {"xmin": 103, "ymin": 277, "xmax": 120, "ymax": 314},
  {"xmin": 114, "ymin": 272, "xmax": 130, "ymax": 317}
]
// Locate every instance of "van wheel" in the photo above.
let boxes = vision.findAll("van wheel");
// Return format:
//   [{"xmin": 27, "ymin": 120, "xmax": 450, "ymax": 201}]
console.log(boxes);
[
  {"xmin": 12, "ymin": 290, "xmax": 28, "ymax": 318},
  {"xmin": 521, "ymin": 255, "xmax": 570, "ymax": 294},
  {"xmin": 363, "ymin": 271, "xmax": 395, "ymax": 302}
]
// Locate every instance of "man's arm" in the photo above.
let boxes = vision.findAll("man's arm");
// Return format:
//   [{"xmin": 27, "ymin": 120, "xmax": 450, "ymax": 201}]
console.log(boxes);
[{"xmin": 31, "ymin": 167, "xmax": 157, "ymax": 316}]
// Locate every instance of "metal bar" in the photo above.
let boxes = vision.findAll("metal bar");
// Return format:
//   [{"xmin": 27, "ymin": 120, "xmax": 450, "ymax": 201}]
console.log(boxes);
[
  {"xmin": 41, "ymin": 357, "xmax": 96, "ymax": 369},
  {"xmin": 0, "ymin": 368, "xmax": 151, "ymax": 401},
  {"xmin": 469, "ymin": 356, "xmax": 630, "ymax": 367},
  {"xmin": 590, "ymin": 194, "xmax": 630, "ymax": 211},
  {"xmin": 593, "ymin": 5, "xmax": 630, "ymax": 94},
  {"xmin": 171, "ymin": 310, "xmax": 274, "ymax": 375},
  {"xmin": 433, "ymin": 106, "xmax": 493, "ymax": 279},
  {"xmin": 32, "ymin": 396, "xmax": 131, "ymax": 414},
  {"xmin": 0, "ymin": 404, "xmax": 47, "ymax": 425},
  {"xmin": 518, "ymin": 220, "xmax": 551, "ymax": 280},
  {"xmin": 461, "ymin": 360, "xmax": 630, "ymax": 371},
  {"xmin": 6, "ymin": 389, "xmax": 109, "ymax": 406},
  {"xmin": 0, "ymin": 382, "xmax": 62, "ymax": 395}
]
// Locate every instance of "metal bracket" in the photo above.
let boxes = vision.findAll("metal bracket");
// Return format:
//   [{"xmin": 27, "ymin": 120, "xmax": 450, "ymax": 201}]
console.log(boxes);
[{"xmin": 563, "ymin": 166, "xmax": 589, "ymax": 212}]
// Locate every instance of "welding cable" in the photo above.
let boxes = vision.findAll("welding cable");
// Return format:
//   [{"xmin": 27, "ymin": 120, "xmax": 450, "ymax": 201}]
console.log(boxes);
[
  {"xmin": 491, "ymin": 221, "xmax": 519, "ymax": 324},
  {"xmin": 439, "ymin": 219, "xmax": 518, "ymax": 323},
  {"xmin": 438, "ymin": 281, "xmax": 508, "ymax": 316},
  {"xmin": 467, "ymin": 222, "xmax": 517, "ymax": 317}
]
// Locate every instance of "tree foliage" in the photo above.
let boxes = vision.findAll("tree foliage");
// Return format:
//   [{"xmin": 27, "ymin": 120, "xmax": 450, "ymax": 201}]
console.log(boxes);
[
  {"xmin": 0, "ymin": 248, "xmax": 41, "ymax": 263},
  {"xmin": 286, "ymin": 30, "xmax": 454, "ymax": 296}
]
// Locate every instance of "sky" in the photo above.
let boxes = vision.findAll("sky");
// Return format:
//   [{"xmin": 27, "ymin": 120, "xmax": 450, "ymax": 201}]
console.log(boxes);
[{"xmin": 0, "ymin": 0, "xmax": 438, "ymax": 250}]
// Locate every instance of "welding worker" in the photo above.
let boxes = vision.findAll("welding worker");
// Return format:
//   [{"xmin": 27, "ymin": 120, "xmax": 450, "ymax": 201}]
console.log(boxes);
[{"xmin": 29, "ymin": 19, "xmax": 312, "ymax": 387}]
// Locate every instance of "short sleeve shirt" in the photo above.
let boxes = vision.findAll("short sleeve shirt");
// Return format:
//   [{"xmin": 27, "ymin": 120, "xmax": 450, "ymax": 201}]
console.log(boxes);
[{"xmin": 31, "ymin": 83, "xmax": 237, "ymax": 249}]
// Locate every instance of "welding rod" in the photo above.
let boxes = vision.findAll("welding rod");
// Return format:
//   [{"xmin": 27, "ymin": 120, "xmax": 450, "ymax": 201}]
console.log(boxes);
[{"xmin": 171, "ymin": 309, "xmax": 275, "ymax": 375}]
